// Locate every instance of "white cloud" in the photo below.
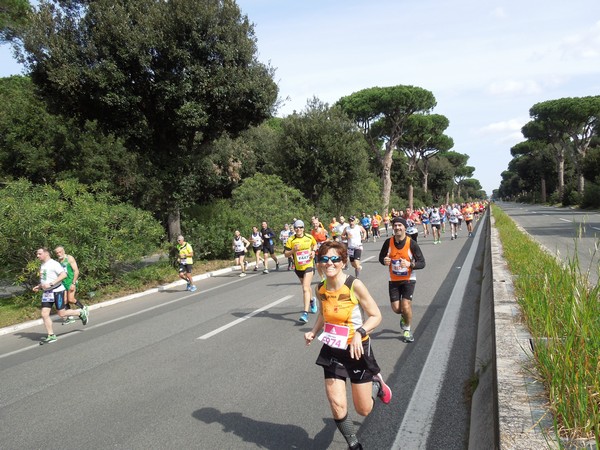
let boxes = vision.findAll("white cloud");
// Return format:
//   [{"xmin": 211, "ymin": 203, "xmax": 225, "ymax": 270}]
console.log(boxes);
[
  {"xmin": 491, "ymin": 7, "xmax": 507, "ymax": 19},
  {"xmin": 478, "ymin": 118, "xmax": 527, "ymax": 144},
  {"xmin": 560, "ymin": 20, "xmax": 600, "ymax": 59},
  {"xmin": 488, "ymin": 80, "xmax": 543, "ymax": 96}
]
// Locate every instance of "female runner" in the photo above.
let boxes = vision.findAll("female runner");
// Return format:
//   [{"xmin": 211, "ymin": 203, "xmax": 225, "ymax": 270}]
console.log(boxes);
[{"xmin": 304, "ymin": 240, "xmax": 392, "ymax": 450}]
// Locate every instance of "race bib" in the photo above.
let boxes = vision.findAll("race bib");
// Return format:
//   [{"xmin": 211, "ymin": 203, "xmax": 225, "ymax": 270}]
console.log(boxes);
[
  {"xmin": 42, "ymin": 291, "xmax": 54, "ymax": 302},
  {"xmin": 318, "ymin": 323, "xmax": 350, "ymax": 349},
  {"xmin": 296, "ymin": 250, "xmax": 311, "ymax": 266},
  {"xmin": 348, "ymin": 247, "xmax": 355, "ymax": 257},
  {"xmin": 391, "ymin": 259, "xmax": 408, "ymax": 276}
]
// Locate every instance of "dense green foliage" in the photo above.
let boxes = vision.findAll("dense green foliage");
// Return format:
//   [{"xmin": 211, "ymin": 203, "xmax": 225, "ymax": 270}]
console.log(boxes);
[
  {"xmin": 0, "ymin": 76, "xmax": 140, "ymax": 197},
  {"xmin": 16, "ymin": 0, "xmax": 278, "ymax": 218},
  {"xmin": 0, "ymin": 0, "xmax": 31, "ymax": 42},
  {"xmin": 498, "ymin": 96, "xmax": 600, "ymax": 206},
  {"xmin": 0, "ymin": 179, "xmax": 164, "ymax": 293}
]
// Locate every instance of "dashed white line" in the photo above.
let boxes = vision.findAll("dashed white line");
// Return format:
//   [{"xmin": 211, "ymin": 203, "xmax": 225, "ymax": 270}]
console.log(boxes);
[{"xmin": 197, "ymin": 295, "xmax": 293, "ymax": 340}]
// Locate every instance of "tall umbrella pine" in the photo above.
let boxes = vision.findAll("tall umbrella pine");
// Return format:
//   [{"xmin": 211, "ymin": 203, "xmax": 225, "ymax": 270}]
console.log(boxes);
[{"xmin": 337, "ymin": 86, "xmax": 437, "ymax": 211}]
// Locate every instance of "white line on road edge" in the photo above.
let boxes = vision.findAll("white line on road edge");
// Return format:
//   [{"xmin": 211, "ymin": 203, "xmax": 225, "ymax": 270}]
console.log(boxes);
[
  {"xmin": 391, "ymin": 216, "xmax": 485, "ymax": 450},
  {"xmin": 0, "ymin": 276, "xmax": 248, "ymax": 359},
  {"xmin": 559, "ymin": 218, "xmax": 571, "ymax": 222},
  {"xmin": 197, "ymin": 295, "xmax": 293, "ymax": 340}
]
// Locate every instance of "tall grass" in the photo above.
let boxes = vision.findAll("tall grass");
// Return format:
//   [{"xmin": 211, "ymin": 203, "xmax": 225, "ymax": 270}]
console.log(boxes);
[{"xmin": 492, "ymin": 204, "xmax": 599, "ymax": 447}]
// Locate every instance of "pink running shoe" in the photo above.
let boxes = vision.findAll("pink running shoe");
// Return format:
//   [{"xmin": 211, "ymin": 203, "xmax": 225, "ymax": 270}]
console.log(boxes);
[{"xmin": 373, "ymin": 373, "xmax": 392, "ymax": 404}]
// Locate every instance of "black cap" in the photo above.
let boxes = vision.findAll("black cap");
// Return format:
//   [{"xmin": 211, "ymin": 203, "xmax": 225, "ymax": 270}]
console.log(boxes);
[{"xmin": 391, "ymin": 216, "xmax": 407, "ymax": 227}]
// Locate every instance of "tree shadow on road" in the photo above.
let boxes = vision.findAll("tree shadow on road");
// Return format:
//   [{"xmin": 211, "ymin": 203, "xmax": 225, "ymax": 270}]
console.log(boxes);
[{"xmin": 192, "ymin": 407, "xmax": 339, "ymax": 449}]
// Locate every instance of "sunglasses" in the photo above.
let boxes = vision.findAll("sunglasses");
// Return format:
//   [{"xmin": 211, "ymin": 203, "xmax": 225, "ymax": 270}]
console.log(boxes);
[{"xmin": 318, "ymin": 255, "xmax": 343, "ymax": 263}]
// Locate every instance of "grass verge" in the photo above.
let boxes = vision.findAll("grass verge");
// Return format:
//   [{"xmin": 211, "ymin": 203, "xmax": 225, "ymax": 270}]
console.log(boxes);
[{"xmin": 492, "ymin": 204, "xmax": 599, "ymax": 447}]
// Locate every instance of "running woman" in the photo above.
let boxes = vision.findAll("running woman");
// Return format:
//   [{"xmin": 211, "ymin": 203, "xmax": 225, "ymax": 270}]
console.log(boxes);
[
  {"xmin": 249, "ymin": 226, "xmax": 263, "ymax": 271},
  {"xmin": 232, "ymin": 230, "xmax": 250, "ymax": 277},
  {"xmin": 342, "ymin": 216, "xmax": 366, "ymax": 278},
  {"xmin": 284, "ymin": 220, "xmax": 318, "ymax": 323},
  {"xmin": 305, "ymin": 240, "xmax": 392, "ymax": 450}
]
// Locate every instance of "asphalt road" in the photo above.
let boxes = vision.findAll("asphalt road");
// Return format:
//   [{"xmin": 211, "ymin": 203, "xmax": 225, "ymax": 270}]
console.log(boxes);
[
  {"xmin": 496, "ymin": 202, "xmax": 600, "ymax": 287},
  {"xmin": 0, "ymin": 216, "xmax": 490, "ymax": 450}
]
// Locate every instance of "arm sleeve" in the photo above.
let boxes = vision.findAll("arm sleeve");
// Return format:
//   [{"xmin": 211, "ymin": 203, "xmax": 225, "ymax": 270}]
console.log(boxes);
[
  {"xmin": 378, "ymin": 238, "xmax": 391, "ymax": 265},
  {"xmin": 410, "ymin": 240, "xmax": 426, "ymax": 270}
]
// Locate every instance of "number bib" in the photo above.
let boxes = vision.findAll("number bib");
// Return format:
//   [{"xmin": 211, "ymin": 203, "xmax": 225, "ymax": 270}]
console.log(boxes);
[
  {"xmin": 296, "ymin": 250, "xmax": 311, "ymax": 266},
  {"xmin": 318, "ymin": 323, "xmax": 350, "ymax": 350},
  {"xmin": 347, "ymin": 247, "xmax": 355, "ymax": 257},
  {"xmin": 42, "ymin": 291, "xmax": 54, "ymax": 302},
  {"xmin": 391, "ymin": 259, "xmax": 408, "ymax": 276}
]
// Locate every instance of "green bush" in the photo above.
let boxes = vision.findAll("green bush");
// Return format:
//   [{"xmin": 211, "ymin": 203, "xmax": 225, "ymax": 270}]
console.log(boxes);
[
  {"xmin": 181, "ymin": 174, "xmax": 313, "ymax": 260},
  {"xmin": 0, "ymin": 179, "xmax": 165, "ymax": 294},
  {"xmin": 581, "ymin": 180, "xmax": 600, "ymax": 208}
]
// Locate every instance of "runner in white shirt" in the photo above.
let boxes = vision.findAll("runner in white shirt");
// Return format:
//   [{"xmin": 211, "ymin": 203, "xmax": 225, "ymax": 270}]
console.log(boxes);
[
  {"xmin": 342, "ymin": 216, "xmax": 366, "ymax": 278},
  {"xmin": 32, "ymin": 247, "xmax": 89, "ymax": 344},
  {"xmin": 449, "ymin": 205, "xmax": 461, "ymax": 240},
  {"xmin": 430, "ymin": 208, "xmax": 442, "ymax": 244}
]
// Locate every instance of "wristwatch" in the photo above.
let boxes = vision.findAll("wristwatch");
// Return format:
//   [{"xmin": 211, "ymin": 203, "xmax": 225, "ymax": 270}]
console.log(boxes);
[{"xmin": 356, "ymin": 327, "xmax": 367, "ymax": 337}]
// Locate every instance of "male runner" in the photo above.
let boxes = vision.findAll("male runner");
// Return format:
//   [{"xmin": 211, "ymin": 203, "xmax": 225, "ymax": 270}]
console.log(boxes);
[
  {"xmin": 378, "ymin": 217, "xmax": 426, "ymax": 343},
  {"xmin": 33, "ymin": 247, "xmax": 89, "ymax": 344},
  {"xmin": 176, "ymin": 235, "xmax": 197, "ymax": 291},
  {"xmin": 54, "ymin": 246, "xmax": 86, "ymax": 325}
]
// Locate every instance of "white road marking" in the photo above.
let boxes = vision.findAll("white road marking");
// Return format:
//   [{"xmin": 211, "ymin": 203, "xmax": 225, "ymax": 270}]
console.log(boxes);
[
  {"xmin": 0, "ymin": 276, "xmax": 250, "ymax": 359},
  {"xmin": 197, "ymin": 295, "xmax": 293, "ymax": 340},
  {"xmin": 391, "ymin": 216, "xmax": 484, "ymax": 450}
]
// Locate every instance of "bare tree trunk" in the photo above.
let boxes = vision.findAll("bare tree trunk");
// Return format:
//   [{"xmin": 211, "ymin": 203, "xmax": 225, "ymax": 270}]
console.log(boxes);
[
  {"xmin": 381, "ymin": 147, "xmax": 394, "ymax": 212},
  {"xmin": 445, "ymin": 191, "xmax": 450, "ymax": 205},
  {"xmin": 541, "ymin": 177, "xmax": 547, "ymax": 203},
  {"xmin": 408, "ymin": 184, "xmax": 414, "ymax": 211},
  {"xmin": 168, "ymin": 209, "xmax": 181, "ymax": 242},
  {"xmin": 555, "ymin": 144, "xmax": 565, "ymax": 199},
  {"xmin": 578, "ymin": 173, "xmax": 585, "ymax": 195}
]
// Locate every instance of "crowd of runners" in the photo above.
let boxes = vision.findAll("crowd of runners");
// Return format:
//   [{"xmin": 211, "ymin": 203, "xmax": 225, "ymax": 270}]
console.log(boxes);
[{"xmin": 32, "ymin": 200, "xmax": 486, "ymax": 449}]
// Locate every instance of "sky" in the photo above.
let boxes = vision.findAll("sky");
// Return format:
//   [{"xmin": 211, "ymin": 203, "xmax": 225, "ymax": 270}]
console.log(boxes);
[{"xmin": 2, "ymin": 0, "xmax": 600, "ymax": 196}]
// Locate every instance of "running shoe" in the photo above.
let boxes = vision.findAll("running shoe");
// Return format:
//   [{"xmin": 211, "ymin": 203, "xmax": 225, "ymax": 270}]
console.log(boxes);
[
  {"xmin": 400, "ymin": 316, "xmax": 407, "ymax": 330},
  {"xmin": 309, "ymin": 297, "xmax": 318, "ymax": 313},
  {"xmin": 403, "ymin": 329, "xmax": 414, "ymax": 343},
  {"xmin": 373, "ymin": 373, "xmax": 393, "ymax": 404},
  {"xmin": 189, "ymin": 285, "xmax": 197, "ymax": 292},
  {"xmin": 63, "ymin": 316, "xmax": 77, "ymax": 325},
  {"xmin": 186, "ymin": 283, "xmax": 192, "ymax": 291},
  {"xmin": 276, "ymin": 262, "xmax": 280, "ymax": 271},
  {"xmin": 253, "ymin": 266, "xmax": 258, "ymax": 271},
  {"xmin": 80, "ymin": 306, "xmax": 89, "ymax": 325},
  {"xmin": 239, "ymin": 272, "xmax": 246, "ymax": 277},
  {"xmin": 40, "ymin": 334, "xmax": 57, "ymax": 345},
  {"xmin": 299, "ymin": 312, "xmax": 309, "ymax": 323},
  {"xmin": 263, "ymin": 269, "xmax": 269, "ymax": 274}
]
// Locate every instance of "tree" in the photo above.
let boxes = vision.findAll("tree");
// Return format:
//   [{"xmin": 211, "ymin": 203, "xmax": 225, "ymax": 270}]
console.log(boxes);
[
  {"xmin": 15, "ymin": 0, "xmax": 278, "ymax": 238},
  {"xmin": 522, "ymin": 96, "xmax": 600, "ymax": 199},
  {"xmin": 337, "ymin": 85, "xmax": 437, "ymax": 211},
  {"xmin": 396, "ymin": 113, "xmax": 453, "ymax": 207},
  {"xmin": 0, "ymin": 0, "xmax": 31, "ymax": 43},
  {"xmin": 274, "ymin": 98, "xmax": 373, "ymax": 214},
  {"xmin": 510, "ymin": 140, "xmax": 555, "ymax": 203},
  {"xmin": 0, "ymin": 75, "xmax": 140, "ymax": 195},
  {"xmin": 443, "ymin": 151, "xmax": 473, "ymax": 200}
]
